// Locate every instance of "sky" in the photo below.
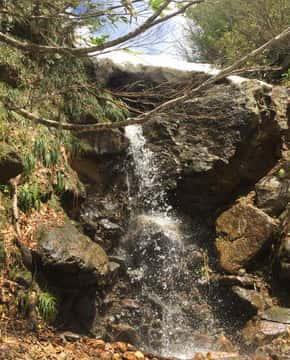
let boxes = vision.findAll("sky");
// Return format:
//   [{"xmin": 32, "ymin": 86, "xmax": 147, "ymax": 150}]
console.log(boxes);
[{"xmin": 76, "ymin": 1, "xmax": 194, "ymax": 60}]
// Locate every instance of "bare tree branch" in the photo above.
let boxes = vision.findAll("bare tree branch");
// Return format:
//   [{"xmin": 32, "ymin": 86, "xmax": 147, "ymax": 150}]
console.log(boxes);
[
  {"xmin": 2, "ymin": 26, "xmax": 289, "ymax": 132},
  {"xmin": 0, "ymin": 0, "xmax": 205, "ymax": 55}
]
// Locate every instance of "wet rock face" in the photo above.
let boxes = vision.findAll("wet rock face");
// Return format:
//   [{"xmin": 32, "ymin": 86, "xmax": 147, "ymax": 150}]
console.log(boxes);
[
  {"xmin": 37, "ymin": 224, "xmax": 109, "ymax": 289},
  {"xmin": 215, "ymin": 201, "xmax": 278, "ymax": 273},
  {"xmin": 79, "ymin": 130, "xmax": 129, "ymax": 157},
  {"xmin": 142, "ymin": 82, "xmax": 283, "ymax": 213},
  {"xmin": 114, "ymin": 215, "xmax": 217, "ymax": 353},
  {"xmin": 80, "ymin": 192, "xmax": 128, "ymax": 251}
]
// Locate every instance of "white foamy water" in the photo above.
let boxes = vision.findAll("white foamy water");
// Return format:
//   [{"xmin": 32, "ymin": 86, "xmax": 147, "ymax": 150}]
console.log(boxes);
[
  {"xmin": 125, "ymin": 124, "xmax": 173, "ymax": 214},
  {"xmin": 125, "ymin": 124, "xmax": 196, "ymax": 357}
]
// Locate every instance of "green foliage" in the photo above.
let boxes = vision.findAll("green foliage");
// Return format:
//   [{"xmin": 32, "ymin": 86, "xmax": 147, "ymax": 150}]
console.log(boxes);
[
  {"xmin": 0, "ymin": 184, "xmax": 10, "ymax": 196},
  {"xmin": 23, "ymin": 153, "xmax": 36, "ymax": 173},
  {"xmin": 37, "ymin": 291, "xmax": 58, "ymax": 323},
  {"xmin": 186, "ymin": 0, "xmax": 290, "ymax": 67},
  {"xmin": 55, "ymin": 171, "xmax": 66, "ymax": 194},
  {"xmin": 18, "ymin": 183, "xmax": 42, "ymax": 212},
  {"xmin": 149, "ymin": 0, "xmax": 166, "ymax": 11},
  {"xmin": 32, "ymin": 137, "xmax": 60, "ymax": 168},
  {"xmin": 90, "ymin": 34, "xmax": 110, "ymax": 45},
  {"xmin": 0, "ymin": 0, "xmax": 132, "ymax": 216}
]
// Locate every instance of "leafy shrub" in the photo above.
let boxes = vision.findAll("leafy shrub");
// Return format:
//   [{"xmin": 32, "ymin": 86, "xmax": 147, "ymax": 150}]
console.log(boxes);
[{"xmin": 186, "ymin": 0, "xmax": 290, "ymax": 69}]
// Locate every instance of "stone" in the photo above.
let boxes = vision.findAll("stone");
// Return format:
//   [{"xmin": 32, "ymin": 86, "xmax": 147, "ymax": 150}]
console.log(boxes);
[
  {"xmin": 255, "ymin": 159, "xmax": 290, "ymax": 216},
  {"xmin": 110, "ymin": 323, "xmax": 141, "ymax": 345},
  {"xmin": 37, "ymin": 223, "xmax": 109, "ymax": 289},
  {"xmin": 96, "ymin": 54, "xmax": 286, "ymax": 215},
  {"xmin": 60, "ymin": 331, "xmax": 81, "ymax": 342},
  {"xmin": 80, "ymin": 193, "xmax": 127, "ymax": 251},
  {"xmin": 108, "ymin": 262, "xmax": 121, "ymax": 280},
  {"xmin": 218, "ymin": 274, "xmax": 257, "ymax": 288},
  {"xmin": 92, "ymin": 130, "xmax": 129, "ymax": 156},
  {"xmin": 0, "ymin": 149, "xmax": 23, "ymax": 183},
  {"xmin": 231, "ymin": 286, "xmax": 271, "ymax": 312},
  {"xmin": 261, "ymin": 306, "xmax": 290, "ymax": 324},
  {"xmin": 77, "ymin": 129, "xmax": 128, "ymax": 157},
  {"xmin": 243, "ymin": 317, "xmax": 290, "ymax": 347},
  {"xmin": 277, "ymin": 205, "xmax": 290, "ymax": 279},
  {"xmin": 142, "ymin": 82, "xmax": 284, "ymax": 214},
  {"xmin": 215, "ymin": 202, "xmax": 278, "ymax": 273}
]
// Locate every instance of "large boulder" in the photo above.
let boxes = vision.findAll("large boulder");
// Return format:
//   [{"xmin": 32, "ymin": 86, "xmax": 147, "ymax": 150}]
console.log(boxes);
[
  {"xmin": 96, "ymin": 53, "xmax": 287, "ymax": 214},
  {"xmin": 37, "ymin": 224, "xmax": 109, "ymax": 289},
  {"xmin": 215, "ymin": 201, "xmax": 278, "ymax": 273},
  {"xmin": 142, "ymin": 82, "xmax": 284, "ymax": 213}
]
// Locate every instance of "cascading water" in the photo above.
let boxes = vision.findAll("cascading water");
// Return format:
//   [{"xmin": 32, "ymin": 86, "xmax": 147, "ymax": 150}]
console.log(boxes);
[{"xmin": 124, "ymin": 125, "xmax": 207, "ymax": 357}]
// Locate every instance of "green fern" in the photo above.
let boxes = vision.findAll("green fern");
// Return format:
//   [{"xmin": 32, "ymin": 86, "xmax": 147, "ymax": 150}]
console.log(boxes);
[
  {"xmin": 37, "ymin": 291, "xmax": 58, "ymax": 323},
  {"xmin": 23, "ymin": 153, "xmax": 36, "ymax": 173},
  {"xmin": 55, "ymin": 171, "xmax": 65, "ymax": 193}
]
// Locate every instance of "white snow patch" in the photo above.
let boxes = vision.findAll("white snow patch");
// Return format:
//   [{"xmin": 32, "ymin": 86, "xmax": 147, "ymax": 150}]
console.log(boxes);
[{"xmin": 97, "ymin": 51, "xmax": 265, "ymax": 87}]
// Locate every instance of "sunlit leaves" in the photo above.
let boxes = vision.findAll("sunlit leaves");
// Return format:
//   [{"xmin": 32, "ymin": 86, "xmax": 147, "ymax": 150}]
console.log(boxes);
[{"xmin": 149, "ymin": 0, "xmax": 166, "ymax": 11}]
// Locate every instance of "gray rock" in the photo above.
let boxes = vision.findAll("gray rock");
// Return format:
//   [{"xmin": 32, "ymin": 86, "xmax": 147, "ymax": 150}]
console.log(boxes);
[
  {"xmin": 80, "ymin": 193, "xmax": 127, "ymax": 251},
  {"xmin": 76, "ymin": 129, "xmax": 128, "ymax": 157},
  {"xmin": 261, "ymin": 306, "xmax": 290, "ymax": 324},
  {"xmin": 255, "ymin": 159, "xmax": 290, "ymax": 216},
  {"xmin": 243, "ymin": 317, "xmax": 289, "ymax": 347},
  {"xmin": 37, "ymin": 224, "xmax": 109, "ymax": 289},
  {"xmin": 60, "ymin": 331, "xmax": 81, "ymax": 342},
  {"xmin": 95, "ymin": 54, "xmax": 287, "ymax": 214},
  {"xmin": 232, "ymin": 286, "xmax": 271, "ymax": 312},
  {"xmin": 142, "ymin": 82, "xmax": 284, "ymax": 213}
]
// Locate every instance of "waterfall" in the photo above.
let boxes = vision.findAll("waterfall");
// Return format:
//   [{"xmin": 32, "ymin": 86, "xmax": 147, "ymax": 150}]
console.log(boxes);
[
  {"xmin": 124, "ymin": 124, "xmax": 199, "ymax": 358},
  {"xmin": 124, "ymin": 124, "xmax": 173, "ymax": 215}
]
